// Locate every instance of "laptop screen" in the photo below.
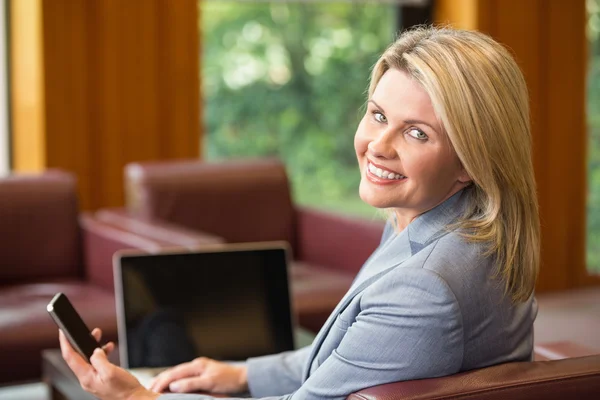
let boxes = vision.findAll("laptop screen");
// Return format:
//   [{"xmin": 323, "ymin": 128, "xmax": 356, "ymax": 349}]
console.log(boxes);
[{"xmin": 114, "ymin": 244, "xmax": 294, "ymax": 369}]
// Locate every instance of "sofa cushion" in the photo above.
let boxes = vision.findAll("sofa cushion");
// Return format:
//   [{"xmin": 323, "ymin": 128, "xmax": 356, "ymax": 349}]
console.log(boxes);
[{"xmin": 0, "ymin": 281, "xmax": 117, "ymax": 383}]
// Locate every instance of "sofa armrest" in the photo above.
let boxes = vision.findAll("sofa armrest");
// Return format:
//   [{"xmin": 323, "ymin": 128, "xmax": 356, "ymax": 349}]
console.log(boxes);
[
  {"xmin": 349, "ymin": 351, "xmax": 600, "ymax": 399},
  {"xmin": 80, "ymin": 213, "xmax": 177, "ymax": 291},
  {"xmin": 295, "ymin": 207, "xmax": 385, "ymax": 275},
  {"xmin": 94, "ymin": 208, "xmax": 225, "ymax": 247}
]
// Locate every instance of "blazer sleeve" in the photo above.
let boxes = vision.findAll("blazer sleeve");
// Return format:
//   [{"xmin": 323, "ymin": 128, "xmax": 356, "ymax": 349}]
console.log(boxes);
[
  {"xmin": 245, "ymin": 345, "xmax": 312, "ymax": 396},
  {"xmin": 157, "ymin": 267, "xmax": 464, "ymax": 400}
]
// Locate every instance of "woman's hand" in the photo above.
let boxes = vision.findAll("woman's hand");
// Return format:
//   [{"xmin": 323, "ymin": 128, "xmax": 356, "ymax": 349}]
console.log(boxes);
[
  {"xmin": 149, "ymin": 357, "xmax": 248, "ymax": 394},
  {"xmin": 59, "ymin": 328, "xmax": 158, "ymax": 400},
  {"xmin": 91, "ymin": 328, "xmax": 115, "ymax": 355}
]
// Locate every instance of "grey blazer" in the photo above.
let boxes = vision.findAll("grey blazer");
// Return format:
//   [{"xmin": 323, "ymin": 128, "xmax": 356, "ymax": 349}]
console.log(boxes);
[{"xmin": 160, "ymin": 190, "xmax": 537, "ymax": 400}]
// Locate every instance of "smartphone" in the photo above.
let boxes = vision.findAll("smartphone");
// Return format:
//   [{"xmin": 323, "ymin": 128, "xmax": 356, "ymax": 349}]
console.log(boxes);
[{"xmin": 47, "ymin": 292, "xmax": 102, "ymax": 362}]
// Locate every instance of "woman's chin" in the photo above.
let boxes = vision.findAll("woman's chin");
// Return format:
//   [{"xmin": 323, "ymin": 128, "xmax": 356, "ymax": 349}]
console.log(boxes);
[{"xmin": 359, "ymin": 189, "xmax": 393, "ymax": 209}]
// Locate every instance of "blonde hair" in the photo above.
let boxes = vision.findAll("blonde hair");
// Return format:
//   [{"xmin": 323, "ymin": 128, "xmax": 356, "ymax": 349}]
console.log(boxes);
[{"xmin": 370, "ymin": 26, "xmax": 540, "ymax": 302}]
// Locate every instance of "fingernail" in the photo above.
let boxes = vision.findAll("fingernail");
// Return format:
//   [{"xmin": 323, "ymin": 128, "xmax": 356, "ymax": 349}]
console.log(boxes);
[{"xmin": 169, "ymin": 383, "xmax": 180, "ymax": 392}]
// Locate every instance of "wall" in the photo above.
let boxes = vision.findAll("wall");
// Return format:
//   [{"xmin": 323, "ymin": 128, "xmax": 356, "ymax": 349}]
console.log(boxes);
[{"xmin": 10, "ymin": 0, "xmax": 201, "ymax": 209}]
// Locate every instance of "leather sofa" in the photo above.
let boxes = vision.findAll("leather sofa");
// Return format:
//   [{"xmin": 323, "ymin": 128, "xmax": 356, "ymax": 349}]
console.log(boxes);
[
  {"xmin": 0, "ymin": 170, "xmax": 221, "ymax": 384},
  {"xmin": 349, "ymin": 342, "xmax": 600, "ymax": 399},
  {"xmin": 95, "ymin": 158, "xmax": 385, "ymax": 332}
]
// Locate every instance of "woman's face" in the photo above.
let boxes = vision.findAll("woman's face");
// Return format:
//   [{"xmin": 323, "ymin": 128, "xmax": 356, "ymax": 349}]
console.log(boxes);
[{"xmin": 354, "ymin": 68, "xmax": 470, "ymax": 227}]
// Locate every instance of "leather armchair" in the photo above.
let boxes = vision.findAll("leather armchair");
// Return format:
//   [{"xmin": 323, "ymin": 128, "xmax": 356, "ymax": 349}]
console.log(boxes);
[
  {"xmin": 96, "ymin": 158, "xmax": 385, "ymax": 333},
  {"xmin": 349, "ymin": 342, "xmax": 600, "ymax": 399},
  {"xmin": 0, "ymin": 170, "xmax": 220, "ymax": 384}
]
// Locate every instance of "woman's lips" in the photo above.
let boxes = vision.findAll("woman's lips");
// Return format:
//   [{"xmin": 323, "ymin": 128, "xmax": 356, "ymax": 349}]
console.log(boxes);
[
  {"xmin": 367, "ymin": 161, "xmax": 406, "ymax": 179},
  {"xmin": 365, "ymin": 162, "xmax": 407, "ymax": 185}
]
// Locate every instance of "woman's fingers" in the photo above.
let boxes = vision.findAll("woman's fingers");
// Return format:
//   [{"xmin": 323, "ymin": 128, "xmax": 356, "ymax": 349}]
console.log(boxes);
[
  {"xmin": 90, "ymin": 347, "xmax": 112, "ymax": 377},
  {"xmin": 168, "ymin": 376, "xmax": 211, "ymax": 393},
  {"xmin": 150, "ymin": 362, "xmax": 201, "ymax": 393},
  {"xmin": 157, "ymin": 360, "xmax": 247, "ymax": 394},
  {"xmin": 91, "ymin": 328, "xmax": 102, "ymax": 342},
  {"xmin": 90, "ymin": 328, "xmax": 113, "ymax": 354},
  {"xmin": 101, "ymin": 341, "xmax": 115, "ymax": 355},
  {"xmin": 150, "ymin": 358, "xmax": 208, "ymax": 393}
]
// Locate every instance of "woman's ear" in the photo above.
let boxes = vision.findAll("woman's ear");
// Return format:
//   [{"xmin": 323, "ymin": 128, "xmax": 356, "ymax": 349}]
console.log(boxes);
[{"xmin": 457, "ymin": 167, "xmax": 472, "ymax": 185}]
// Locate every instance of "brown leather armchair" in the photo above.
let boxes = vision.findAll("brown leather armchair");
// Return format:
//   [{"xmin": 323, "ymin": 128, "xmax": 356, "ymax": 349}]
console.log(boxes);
[
  {"xmin": 0, "ymin": 170, "xmax": 220, "ymax": 384},
  {"xmin": 349, "ymin": 342, "xmax": 600, "ymax": 399},
  {"xmin": 96, "ymin": 158, "xmax": 385, "ymax": 333}
]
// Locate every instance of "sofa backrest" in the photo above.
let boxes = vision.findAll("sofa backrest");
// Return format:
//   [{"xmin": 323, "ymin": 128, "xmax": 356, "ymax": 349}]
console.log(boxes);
[
  {"xmin": 0, "ymin": 170, "xmax": 82, "ymax": 283},
  {"xmin": 124, "ymin": 158, "xmax": 296, "ymax": 249}
]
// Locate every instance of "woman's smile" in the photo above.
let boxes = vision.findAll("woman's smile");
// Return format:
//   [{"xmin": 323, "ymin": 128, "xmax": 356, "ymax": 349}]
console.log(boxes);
[{"xmin": 365, "ymin": 160, "xmax": 407, "ymax": 185}]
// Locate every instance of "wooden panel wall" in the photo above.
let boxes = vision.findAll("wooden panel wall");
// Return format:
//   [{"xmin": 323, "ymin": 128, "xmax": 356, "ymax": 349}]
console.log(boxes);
[
  {"xmin": 10, "ymin": 0, "xmax": 201, "ymax": 210},
  {"xmin": 436, "ymin": 0, "xmax": 597, "ymax": 291},
  {"xmin": 11, "ymin": 0, "xmax": 46, "ymax": 171}
]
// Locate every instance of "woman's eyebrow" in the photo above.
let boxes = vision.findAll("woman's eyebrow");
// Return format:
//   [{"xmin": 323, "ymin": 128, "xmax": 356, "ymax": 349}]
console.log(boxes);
[
  {"xmin": 368, "ymin": 99, "xmax": 385, "ymax": 114},
  {"xmin": 404, "ymin": 119, "xmax": 439, "ymax": 133}
]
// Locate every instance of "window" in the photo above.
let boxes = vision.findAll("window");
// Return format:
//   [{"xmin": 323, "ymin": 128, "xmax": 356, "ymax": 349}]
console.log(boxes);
[
  {"xmin": 201, "ymin": 1, "xmax": 398, "ymax": 217},
  {"xmin": 587, "ymin": 0, "xmax": 600, "ymax": 273},
  {"xmin": 0, "ymin": 0, "xmax": 9, "ymax": 176}
]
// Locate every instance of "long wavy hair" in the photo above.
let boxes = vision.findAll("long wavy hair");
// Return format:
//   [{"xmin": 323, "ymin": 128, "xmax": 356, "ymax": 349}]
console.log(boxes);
[{"xmin": 370, "ymin": 26, "xmax": 540, "ymax": 302}]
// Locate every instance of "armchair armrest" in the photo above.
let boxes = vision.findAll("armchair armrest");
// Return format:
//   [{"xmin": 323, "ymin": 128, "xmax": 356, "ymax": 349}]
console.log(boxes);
[
  {"xmin": 80, "ymin": 213, "xmax": 174, "ymax": 291},
  {"xmin": 295, "ymin": 207, "xmax": 385, "ymax": 274},
  {"xmin": 349, "ymin": 350, "xmax": 600, "ymax": 399},
  {"xmin": 82, "ymin": 210, "xmax": 226, "ymax": 291},
  {"xmin": 94, "ymin": 208, "xmax": 225, "ymax": 247}
]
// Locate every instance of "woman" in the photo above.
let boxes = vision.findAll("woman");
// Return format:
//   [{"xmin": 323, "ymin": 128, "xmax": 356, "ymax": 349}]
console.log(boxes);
[{"xmin": 60, "ymin": 26, "xmax": 540, "ymax": 400}]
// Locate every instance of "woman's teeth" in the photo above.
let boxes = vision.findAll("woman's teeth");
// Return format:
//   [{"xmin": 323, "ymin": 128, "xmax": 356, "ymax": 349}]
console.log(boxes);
[{"xmin": 368, "ymin": 163, "xmax": 405, "ymax": 180}]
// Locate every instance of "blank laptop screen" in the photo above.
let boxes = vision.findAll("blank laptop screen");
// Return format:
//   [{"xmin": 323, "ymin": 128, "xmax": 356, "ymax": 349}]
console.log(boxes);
[{"xmin": 115, "ymin": 245, "xmax": 294, "ymax": 369}]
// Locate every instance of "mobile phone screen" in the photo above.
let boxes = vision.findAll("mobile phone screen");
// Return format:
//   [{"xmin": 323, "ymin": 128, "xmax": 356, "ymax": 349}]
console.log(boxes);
[{"xmin": 47, "ymin": 292, "xmax": 101, "ymax": 362}]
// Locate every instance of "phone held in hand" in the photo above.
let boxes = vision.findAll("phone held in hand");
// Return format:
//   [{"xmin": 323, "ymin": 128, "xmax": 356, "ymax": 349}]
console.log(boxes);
[{"xmin": 47, "ymin": 292, "xmax": 102, "ymax": 362}]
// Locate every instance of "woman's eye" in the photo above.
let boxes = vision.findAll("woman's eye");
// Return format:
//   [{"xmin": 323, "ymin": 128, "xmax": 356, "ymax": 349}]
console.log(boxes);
[
  {"xmin": 407, "ymin": 128, "xmax": 428, "ymax": 140},
  {"xmin": 373, "ymin": 112, "xmax": 387, "ymax": 123}
]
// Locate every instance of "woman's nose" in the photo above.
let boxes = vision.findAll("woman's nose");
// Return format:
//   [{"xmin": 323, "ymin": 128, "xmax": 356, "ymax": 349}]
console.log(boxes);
[{"xmin": 367, "ymin": 129, "xmax": 397, "ymax": 160}]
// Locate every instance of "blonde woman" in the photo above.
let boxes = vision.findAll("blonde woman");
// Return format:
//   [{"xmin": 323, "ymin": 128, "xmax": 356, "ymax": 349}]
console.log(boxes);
[{"xmin": 59, "ymin": 26, "xmax": 540, "ymax": 400}]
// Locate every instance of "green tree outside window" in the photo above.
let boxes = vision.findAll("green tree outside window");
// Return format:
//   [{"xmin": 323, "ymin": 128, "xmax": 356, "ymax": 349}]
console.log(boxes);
[
  {"xmin": 201, "ymin": 1, "xmax": 396, "ymax": 218},
  {"xmin": 588, "ymin": 0, "xmax": 600, "ymax": 273}
]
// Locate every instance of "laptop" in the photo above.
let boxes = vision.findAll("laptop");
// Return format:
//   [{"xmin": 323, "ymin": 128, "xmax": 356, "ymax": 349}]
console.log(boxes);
[{"xmin": 113, "ymin": 242, "xmax": 296, "ymax": 371}]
